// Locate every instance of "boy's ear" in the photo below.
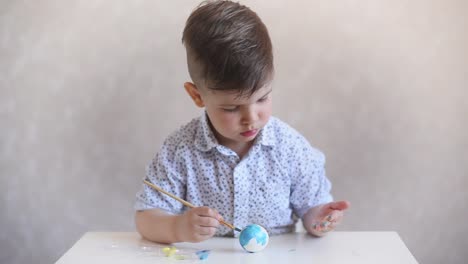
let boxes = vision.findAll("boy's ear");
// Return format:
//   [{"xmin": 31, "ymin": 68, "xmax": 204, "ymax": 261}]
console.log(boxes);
[{"xmin": 184, "ymin": 82, "xmax": 205, "ymax": 107}]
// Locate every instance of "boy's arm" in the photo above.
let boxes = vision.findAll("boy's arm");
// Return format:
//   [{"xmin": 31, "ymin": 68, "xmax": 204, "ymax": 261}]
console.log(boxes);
[
  {"xmin": 135, "ymin": 209, "xmax": 180, "ymax": 243},
  {"xmin": 135, "ymin": 207, "xmax": 222, "ymax": 244},
  {"xmin": 302, "ymin": 201, "xmax": 350, "ymax": 237}
]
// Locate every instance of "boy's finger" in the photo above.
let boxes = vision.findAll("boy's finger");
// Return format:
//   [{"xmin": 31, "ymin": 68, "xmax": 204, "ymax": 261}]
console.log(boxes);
[
  {"xmin": 312, "ymin": 223, "xmax": 322, "ymax": 231},
  {"xmin": 198, "ymin": 215, "xmax": 221, "ymax": 227},
  {"xmin": 320, "ymin": 210, "xmax": 342, "ymax": 226},
  {"xmin": 213, "ymin": 209, "xmax": 223, "ymax": 221},
  {"xmin": 327, "ymin": 210, "xmax": 343, "ymax": 223},
  {"xmin": 217, "ymin": 213, "xmax": 224, "ymax": 222},
  {"xmin": 195, "ymin": 206, "xmax": 218, "ymax": 218},
  {"xmin": 328, "ymin": 200, "xmax": 351, "ymax": 211},
  {"xmin": 195, "ymin": 226, "xmax": 217, "ymax": 236},
  {"xmin": 313, "ymin": 221, "xmax": 333, "ymax": 233},
  {"xmin": 322, "ymin": 221, "xmax": 337, "ymax": 232}
]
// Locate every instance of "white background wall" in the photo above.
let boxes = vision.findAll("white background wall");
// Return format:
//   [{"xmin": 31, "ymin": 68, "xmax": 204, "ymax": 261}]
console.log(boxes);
[{"xmin": 1, "ymin": 1, "xmax": 467, "ymax": 263}]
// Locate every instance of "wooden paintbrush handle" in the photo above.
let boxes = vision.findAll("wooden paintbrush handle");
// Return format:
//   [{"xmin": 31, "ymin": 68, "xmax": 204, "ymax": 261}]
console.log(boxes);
[
  {"xmin": 144, "ymin": 179, "xmax": 196, "ymax": 208},
  {"xmin": 143, "ymin": 179, "xmax": 238, "ymax": 231}
]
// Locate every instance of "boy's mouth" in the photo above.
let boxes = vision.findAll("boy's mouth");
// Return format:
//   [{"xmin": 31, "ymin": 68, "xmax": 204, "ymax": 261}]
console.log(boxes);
[{"xmin": 240, "ymin": 129, "xmax": 258, "ymax": 137}]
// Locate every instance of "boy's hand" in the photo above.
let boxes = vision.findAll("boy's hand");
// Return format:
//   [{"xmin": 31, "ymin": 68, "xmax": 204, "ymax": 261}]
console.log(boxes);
[
  {"xmin": 174, "ymin": 206, "xmax": 223, "ymax": 242},
  {"xmin": 303, "ymin": 201, "xmax": 350, "ymax": 237}
]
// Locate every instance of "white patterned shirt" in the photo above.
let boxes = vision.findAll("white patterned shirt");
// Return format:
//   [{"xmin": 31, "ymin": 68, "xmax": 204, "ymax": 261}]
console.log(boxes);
[{"xmin": 135, "ymin": 113, "xmax": 333, "ymax": 236}]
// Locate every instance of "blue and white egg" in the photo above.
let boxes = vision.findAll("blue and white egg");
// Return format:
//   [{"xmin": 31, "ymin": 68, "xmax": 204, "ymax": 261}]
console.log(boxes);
[{"xmin": 239, "ymin": 224, "xmax": 269, "ymax": 253}]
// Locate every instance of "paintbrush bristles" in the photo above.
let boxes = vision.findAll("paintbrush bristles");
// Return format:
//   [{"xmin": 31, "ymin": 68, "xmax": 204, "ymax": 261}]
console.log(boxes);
[{"xmin": 143, "ymin": 179, "xmax": 242, "ymax": 232}]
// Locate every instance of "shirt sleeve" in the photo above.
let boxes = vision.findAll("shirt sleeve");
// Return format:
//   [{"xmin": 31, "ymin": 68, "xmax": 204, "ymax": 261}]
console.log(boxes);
[
  {"xmin": 134, "ymin": 140, "xmax": 186, "ymax": 214},
  {"xmin": 290, "ymin": 137, "xmax": 333, "ymax": 218}
]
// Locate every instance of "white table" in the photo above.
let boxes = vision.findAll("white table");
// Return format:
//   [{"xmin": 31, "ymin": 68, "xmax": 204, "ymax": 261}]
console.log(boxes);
[{"xmin": 56, "ymin": 232, "xmax": 418, "ymax": 264}]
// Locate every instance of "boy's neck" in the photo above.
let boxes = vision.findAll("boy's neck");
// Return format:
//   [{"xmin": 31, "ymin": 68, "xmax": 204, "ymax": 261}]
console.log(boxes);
[{"xmin": 225, "ymin": 140, "xmax": 254, "ymax": 160}]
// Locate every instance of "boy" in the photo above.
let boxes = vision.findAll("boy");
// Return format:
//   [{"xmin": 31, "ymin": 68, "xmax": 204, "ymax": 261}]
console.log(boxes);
[{"xmin": 135, "ymin": 0, "xmax": 350, "ymax": 244}]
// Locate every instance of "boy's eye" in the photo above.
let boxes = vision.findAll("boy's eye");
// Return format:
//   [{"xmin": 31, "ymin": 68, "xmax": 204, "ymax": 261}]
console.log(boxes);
[
  {"xmin": 222, "ymin": 107, "xmax": 239, "ymax": 112},
  {"xmin": 258, "ymin": 97, "xmax": 268, "ymax": 102}
]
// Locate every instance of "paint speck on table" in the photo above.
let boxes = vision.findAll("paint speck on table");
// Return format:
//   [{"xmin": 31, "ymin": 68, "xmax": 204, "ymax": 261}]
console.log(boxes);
[
  {"xmin": 162, "ymin": 246, "xmax": 178, "ymax": 257},
  {"xmin": 196, "ymin": 250, "xmax": 211, "ymax": 260},
  {"xmin": 174, "ymin": 254, "xmax": 186, "ymax": 260}
]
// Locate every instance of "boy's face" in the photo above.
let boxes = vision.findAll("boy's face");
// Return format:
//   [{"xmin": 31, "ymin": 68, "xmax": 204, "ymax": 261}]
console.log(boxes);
[{"xmin": 184, "ymin": 82, "xmax": 273, "ymax": 149}]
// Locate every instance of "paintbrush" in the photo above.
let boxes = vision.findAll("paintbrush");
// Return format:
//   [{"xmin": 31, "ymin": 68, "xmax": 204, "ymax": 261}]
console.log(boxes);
[{"xmin": 143, "ymin": 179, "xmax": 242, "ymax": 232}]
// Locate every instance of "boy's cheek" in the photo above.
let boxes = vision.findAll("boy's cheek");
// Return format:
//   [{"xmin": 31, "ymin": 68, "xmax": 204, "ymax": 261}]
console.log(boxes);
[
  {"xmin": 208, "ymin": 114, "xmax": 236, "ymax": 132},
  {"xmin": 218, "ymin": 114, "xmax": 238, "ymax": 125}
]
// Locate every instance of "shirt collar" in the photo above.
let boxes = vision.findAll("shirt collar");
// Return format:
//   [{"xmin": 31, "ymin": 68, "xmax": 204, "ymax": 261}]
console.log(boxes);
[
  {"xmin": 194, "ymin": 112, "xmax": 220, "ymax": 152},
  {"xmin": 252, "ymin": 117, "xmax": 276, "ymax": 148},
  {"xmin": 194, "ymin": 112, "xmax": 276, "ymax": 152}
]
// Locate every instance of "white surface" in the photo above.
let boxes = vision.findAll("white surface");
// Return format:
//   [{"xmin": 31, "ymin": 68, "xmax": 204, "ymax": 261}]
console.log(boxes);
[
  {"xmin": 55, "ymin": 232, "xmax": 418, "ymax": 264},
  {"xmin": 3, "ymin": 1, "xmax": 467, "ymax": 264}
]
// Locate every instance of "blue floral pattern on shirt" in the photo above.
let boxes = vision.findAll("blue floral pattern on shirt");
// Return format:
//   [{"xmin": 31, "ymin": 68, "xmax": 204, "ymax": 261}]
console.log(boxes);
[{"xmin": 135, "ymin": 113, "xmax": 333, "ymax": 236}]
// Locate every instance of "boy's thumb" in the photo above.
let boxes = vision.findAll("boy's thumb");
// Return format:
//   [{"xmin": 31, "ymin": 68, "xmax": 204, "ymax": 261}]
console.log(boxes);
[{"xmin": 329, "ymin": 200, "xmax": 351, "ymax": 211}]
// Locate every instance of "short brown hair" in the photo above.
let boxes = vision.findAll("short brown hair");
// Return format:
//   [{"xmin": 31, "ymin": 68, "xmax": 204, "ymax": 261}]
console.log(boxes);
[{"xmin": 182, "ymin": 0, "xmax": 273, "ymax": 97}]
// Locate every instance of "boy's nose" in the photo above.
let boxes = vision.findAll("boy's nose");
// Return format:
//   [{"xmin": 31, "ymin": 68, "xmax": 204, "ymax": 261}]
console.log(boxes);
[{"xmin": 241, "ymin": 108, "xmax": 258, "ymax": 125}]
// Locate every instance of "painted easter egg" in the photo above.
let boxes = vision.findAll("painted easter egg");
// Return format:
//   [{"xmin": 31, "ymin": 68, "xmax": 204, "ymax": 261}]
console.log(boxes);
[{"xmin": 239, "ymin": 224, "xmax": 269, "ymax": 253}]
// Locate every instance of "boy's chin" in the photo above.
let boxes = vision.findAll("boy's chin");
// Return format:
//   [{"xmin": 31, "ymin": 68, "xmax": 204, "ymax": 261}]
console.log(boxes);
[{"xmin": 236, "ymin": 135, "xmax": 258, "ymax": 143}]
